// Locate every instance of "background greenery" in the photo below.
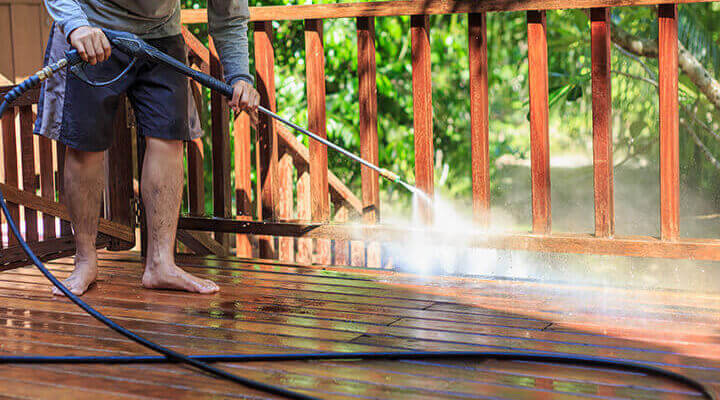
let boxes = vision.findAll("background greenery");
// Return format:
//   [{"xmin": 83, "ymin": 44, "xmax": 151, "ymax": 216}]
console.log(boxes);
[{"xmin": 183, "ymin": 0, "xmax": 720, "ymax": 231}]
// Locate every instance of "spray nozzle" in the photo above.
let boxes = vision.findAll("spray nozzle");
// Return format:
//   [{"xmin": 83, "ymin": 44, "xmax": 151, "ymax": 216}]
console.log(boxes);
[{"xmin": 379, "ymin": 168, "xmax": 401, "ymax": 182}]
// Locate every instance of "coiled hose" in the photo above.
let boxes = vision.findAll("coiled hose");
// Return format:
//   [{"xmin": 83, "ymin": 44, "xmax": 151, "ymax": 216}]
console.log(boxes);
[{"xmin": 0, "ymin": 59, "xmax": 716, "ymax": 400}]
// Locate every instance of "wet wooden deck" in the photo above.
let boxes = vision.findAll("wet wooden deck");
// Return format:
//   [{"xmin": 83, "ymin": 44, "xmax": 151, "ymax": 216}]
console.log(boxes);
[{"xmin": 0, "ymin": 250, "xmax": 718, "ymax": 399}]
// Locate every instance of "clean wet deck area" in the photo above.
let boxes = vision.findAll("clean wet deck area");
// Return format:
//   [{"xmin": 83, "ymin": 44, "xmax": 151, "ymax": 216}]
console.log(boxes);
[{"xmin": 0, "ymin": 250, "xmax": 718, "ymax": 399}]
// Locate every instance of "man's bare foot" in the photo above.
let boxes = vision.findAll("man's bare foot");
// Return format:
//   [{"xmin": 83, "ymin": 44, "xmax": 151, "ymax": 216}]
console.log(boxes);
[
  {"xmin": 142, "ymin": 263, "xmax": 219, "ymax": 294},
  {"xmin": 52, "ymin": 254, "xmax": 98, "ymax": 296}
]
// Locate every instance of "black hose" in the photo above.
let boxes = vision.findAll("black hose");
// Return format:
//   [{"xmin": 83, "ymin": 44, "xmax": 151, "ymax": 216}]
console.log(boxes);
[
  {"xmin": 0, "ymin": 90, "xmax": 319, "ymax": 400},
  {"xmin": 1, "ymin": 64, "xmax": 717, "ymax": 400}
]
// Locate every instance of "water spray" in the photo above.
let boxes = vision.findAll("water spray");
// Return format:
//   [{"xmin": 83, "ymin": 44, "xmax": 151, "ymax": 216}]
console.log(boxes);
[{"xmin": 0, "ymin": 28, "xmax": 715, "ymax": 400}]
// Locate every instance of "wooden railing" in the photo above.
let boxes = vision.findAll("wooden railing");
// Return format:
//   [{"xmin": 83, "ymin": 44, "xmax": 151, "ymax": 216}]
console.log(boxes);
[
  {"xmin": 3, "ymin": 0, "xmax": 719, "ymax": 272},
  {"xmin": 0, "ymin": 86, "xmax": 135, "ymax": 270},
  {"xmin": 177, "ymin": 0, "xmax": 720, "ymax": 263}
]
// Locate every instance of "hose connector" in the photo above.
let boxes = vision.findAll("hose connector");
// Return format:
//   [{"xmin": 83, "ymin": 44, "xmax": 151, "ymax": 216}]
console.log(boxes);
[
  {"xmin": 36, "ymin": 58, "xmax": 68, "ymax": 81},
  {"xmin": 379, "ymin": 168, "xmax": 400, "ymax": 182}
]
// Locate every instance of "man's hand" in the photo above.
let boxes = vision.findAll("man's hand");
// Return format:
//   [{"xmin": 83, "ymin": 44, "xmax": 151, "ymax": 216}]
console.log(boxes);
[
  {"xmin": 229, "ymin": 80, "xmax": 260, "ymax": 118},
  {"xmin": 68, "ymin": 26, "xmax": 111, "ymax": 65}
]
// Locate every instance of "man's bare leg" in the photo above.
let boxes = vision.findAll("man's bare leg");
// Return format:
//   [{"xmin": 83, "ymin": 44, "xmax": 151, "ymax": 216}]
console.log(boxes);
[
  {"xmin": 140, "ymin": 137, "xmax": 219, "ymax": 293},
  {"xmin": 54, "ymin": 148, "xmax": 104, "ymax": 295}
]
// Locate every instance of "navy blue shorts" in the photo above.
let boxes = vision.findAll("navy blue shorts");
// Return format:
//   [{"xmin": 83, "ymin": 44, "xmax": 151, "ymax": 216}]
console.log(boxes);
[{"xmin": 34, "ymin": 24, "xmax": 200, "ymax": 152}]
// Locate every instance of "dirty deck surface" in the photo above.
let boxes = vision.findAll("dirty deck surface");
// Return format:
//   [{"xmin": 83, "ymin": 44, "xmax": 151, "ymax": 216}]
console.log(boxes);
[{"xmin": 0, "ymin": 250, "xmax": 718, "ymax": 399}]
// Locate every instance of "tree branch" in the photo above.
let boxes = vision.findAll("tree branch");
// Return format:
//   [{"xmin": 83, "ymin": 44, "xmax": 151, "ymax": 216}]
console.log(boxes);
[{"xmin": 611, "ymin": 22, "xmax": 720, "ymax": 111}]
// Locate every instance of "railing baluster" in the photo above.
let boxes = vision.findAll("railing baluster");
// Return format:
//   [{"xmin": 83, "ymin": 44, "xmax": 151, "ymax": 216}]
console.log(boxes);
[
  {"xmin": 234, "ymin": 111, "xmax": 253, "ymax": 257},
  {"xmin": 19, "ymin": 105, "xmax": 37, "ymax": 242},
  {"xmin": 254, "ymin": 20, "xmax": 279, "ymax": 258},
  {"xmin": 2, "ymin": 108, "xmax": 19, "ymax": 245},
  {"xmin": 469, "ymin": 12, "xmax": 490, "ymax": 228},
  {"xmin": 55, "ymin": 143, "xmax": 72, "ymax": 237},
  {"xmin": 411, "ymin": 14, "xmax": 435, "ymax": 224},
  {"xmin": 357, "ymin": 16, "xmax": 379, "ymax": 268},
  {"xmin": 333, "ymin": 203, "xmax": 350, "ymax": 265},
  {"xmin": 305, "ymin": 18, "xmax": 331, "ymax": 265},
  {"xmin": 106, "ymin": 96, "xmax": 135, "ymax": 251},
  {"xmin": 658, "ymin": 4, "xmax": 679, "ymax": 241},
  {"xmin": 296, "ymin": 163, "xmax": 312, "ymax": 263},
  {"xmin": 38, "ymin": 135, "xmax": 55, "ymax": 240},
  {"xmin": 590, "ymin": 7, "xmax": 614, "ymax": 238},
  {"xmin": 527, "ymin": 10, "xmax": 551, "ymax": 234},
  {"xmin": 187, "ymin": 80, "xmax": 206, "ymax": 217},
  {"xmin": 209, "ymin": 38, "xmax": 232, "ymax": 251},
  {"xmin": 278, "ymin": 150, "xmax": 294, "ymax": 261}
]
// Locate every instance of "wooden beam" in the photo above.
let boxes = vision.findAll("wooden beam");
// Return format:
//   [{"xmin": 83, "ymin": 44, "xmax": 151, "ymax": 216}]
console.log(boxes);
[
  {"xmin": 2, "ymin": 107, "xmax": 19, "ymax": 246},
  {"xmin": 105, "ymin": 95, "xmax": 135, "ymax": 251},
  {"xmin": 658, "ymin": 4, "xmax": 679, "ymax": 241},
  {"xmin": 411, "ymin": 14, "xmax": 434, "ymax": 224},
  {"xmin": 208, "ymin": 37, "xmax": 232, "ymax": 250},
  {"xmin": 1, "ymin": 234, "xmax": 110, "ymax": 271},
  {"xmin": 0, "ymin": 182, "xmax": 135, "ymax": 243},
  {"xmin": 176, "ymin": 229, "xmax": 229, "ymax": 257},
  {"xmin": 305, "ymin": 18, "xmax": 331, "ymax": 264},
  {"xmin": 234, "ymin": 111, "xmax": 253, "ymax": 257},
  {"xmin": 356, "ymin": 16, "xmax": 379, "ymax": 268},
  {"xmin": 590, "ymin": 8, "xmax": 614, "ymax": 238},
  {"xmin": 254, "ymin": 20, "xmax": 279, "ymax": 258},
  {"xmin": 19, "ymin": 105, "xmax": 37, "ymax": 242},
  {"xmin": 469, "ymin": 12, "xmax": 490, "ymax": 227},
  {"xmin": 178, "ymin": 216, "xmax": 720, "ymax": 261},
  {"xmin": 181, "ymin": 0, "xmax": 716, "ymax": 24},
  {"xmin": 527, "ymin": 10, "xmax": 551, "ymax": 234}
]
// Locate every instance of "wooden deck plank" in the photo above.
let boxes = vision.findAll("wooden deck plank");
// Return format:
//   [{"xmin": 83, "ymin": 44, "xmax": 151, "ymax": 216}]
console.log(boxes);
[{"xmin": 0, "ymin": 250, "xmax": 716, "ymax": 399}]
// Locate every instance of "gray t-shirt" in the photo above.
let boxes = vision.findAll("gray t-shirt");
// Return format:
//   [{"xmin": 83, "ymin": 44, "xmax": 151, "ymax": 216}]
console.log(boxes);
[{"xmin": 44, "ymin": 0, "xmax": 252, "ymax": 84}]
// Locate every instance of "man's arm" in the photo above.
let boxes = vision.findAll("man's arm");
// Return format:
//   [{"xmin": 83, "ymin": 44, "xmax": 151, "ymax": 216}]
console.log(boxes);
[
  {"xmin": 208, "ymin": 0, "xmax": 259, "ymax": 113},
  {"xmin": 44, "ymin": 0, "xmax": 110, "ymax": 65}
]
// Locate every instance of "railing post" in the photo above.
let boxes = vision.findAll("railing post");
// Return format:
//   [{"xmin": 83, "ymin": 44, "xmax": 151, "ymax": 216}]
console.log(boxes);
[
  {"xmin": 209, "ymin": 37, "xmax": 232, "ymax": 251},
  {"xmin": 590, "ymin": 7, "xmax": 614, "ymax": 238},
  {"xmin": 106, "ymin": 95, "xmax": 136, "ymax": 251},
  {"xmin": 38, "ymin": 136, "xmax": 55, "ymax": 241},
  {"xmin": 357, "ymin": 16, "xmax": 380, "ymax": 267},
  {"xmin": 305, "ymin": 18, "xmax": 331, "ymax": 264},
  {"xmin": 527, "ymin": 10, "xmax": 551, "ymax": 234},
  {"xmin": 658, "ymin": 4, "xmax": 679, "ymax": 241},
  {"xmin": 296, "ymin": 163, "xmax": 312, "ymax": 263},
  {"xmin": 234, "ymin": 111, "xmax": 253, "ymax": 257},
  {"xmin": 278, "ymin": 150, "xmax": 294, "ymax": 261},
  {"xmin": 2, "ymin": 108, "xmax": 19, "ymax": 246},
  {"xmin": 469, "ymin": 12, "xmax": 490, "ymax": 228},
  {"xmin": 254, "ymin": 20, "xmax": 279, "ymax": 258},
  {"xmin": 19, "ymin": 105, "xmax": 37, "ymax": 242},
  {"xmin": 411, "ymin": 14, "xmax": 435, "ymax": 224},
  {"xmin": 187, "ymin": 80, "xmax": 206, "ymax": 217}
]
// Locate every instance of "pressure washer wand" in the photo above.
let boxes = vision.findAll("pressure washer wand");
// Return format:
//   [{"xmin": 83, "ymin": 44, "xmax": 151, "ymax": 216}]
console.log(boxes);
[{"xmin": 96, "ymin": 29, "xmax": 427, "ymax": 199}]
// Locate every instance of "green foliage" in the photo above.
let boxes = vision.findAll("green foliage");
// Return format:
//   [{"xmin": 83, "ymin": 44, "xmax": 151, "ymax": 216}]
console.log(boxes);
[{"xmin": 184, "ymin": 0, "xmax": 720, "ymax": 216}]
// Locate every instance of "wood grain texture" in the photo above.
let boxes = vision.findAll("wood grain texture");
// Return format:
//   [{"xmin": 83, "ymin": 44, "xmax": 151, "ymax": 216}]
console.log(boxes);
[
  {"xmin": 254, "ymin": 21, "xmax": 279, "ymax": 258},
  {"xmin": 356, "ymin": 16, "xmax": 379, "ymax": 268},
  {"xmin": 38, "ymin": 135, "xmax": 55, "ymax": 240},
  {"xmin": 55, "ymin": 144, "xmax": 71, "ymax": 237},
  {"xmin": 233, "ymin": 111, "xmax": 253, "ymax": 258},
  {"xmin": 527, "ymin": 10, "xmax": 551, "ymax": 234},
  {"xmin": 295, "ymin": 163, "xmax": 312, "ymax": 264},
  {"xmin": 105, "ymin": 96, "xmax": 135, "ymax": 251},
  {"xmin": 333, "ymin": 204, "xmax": 350, "ymax": 265},
  {"xmin": 175, "ymin": 230, "xmax": 228, "ymax": 257},
  {"xmin": 278, "ymin": 151, "xmax": 294, "ymax": 261},
  {"xmin": 411, "ymin": 14, "xmax": 435, "ymax": 224},
  {"xmin": 179, "ymin": 215, "xmax": 720, "ymax": 261},
  {"xmin": 19, "ymin": 105, "xmax": 37, "ymax": 242},
  {"xmin": 590, "ymin": 8, "xmax": 614, "ymax": 238},
  {"xmin": 2, "ymin": 107, "xmax": 19, "ymax": 246},
  {"xmin": 658, "ymin": 4, "xmax": 679, "ymax": 241},
  {"xmin": 208, "ymin": 38, "xmax": 232, "ymax": 250},
  {"xmin": 469, "ymin": 12, "xmax": 490, "ymax": 228},
  {"xmin": 181, "ymin": 0, "xmax": 715, "ymax": 24},
  {"xmin": 305, "ymin": 18, "xmax": 331, "ymax": 265},
  {"xmin": 1, "ymin": 235, "xmax": 109, "ymax": 269},
  {"xmin": 0, "ymin": 183, "xmax": 134, "ymax": 243}
]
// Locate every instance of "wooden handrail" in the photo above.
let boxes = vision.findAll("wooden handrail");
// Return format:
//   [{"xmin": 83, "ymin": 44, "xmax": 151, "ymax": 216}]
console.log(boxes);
[{"xmin": 180, "ymin": 0, "xmax": 712, "ymax": 24}]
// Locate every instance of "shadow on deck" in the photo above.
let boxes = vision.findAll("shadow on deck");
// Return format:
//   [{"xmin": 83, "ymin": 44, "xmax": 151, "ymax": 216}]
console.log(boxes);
[{"xmin": 0, "ymin": 250, "xmax": 718, "ymax": 399}]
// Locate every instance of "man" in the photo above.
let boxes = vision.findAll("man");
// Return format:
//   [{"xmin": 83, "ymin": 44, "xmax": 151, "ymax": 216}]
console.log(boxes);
[{"xmin": 35, "ymin": 0, "xmax": 260, "ymax": 295}]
